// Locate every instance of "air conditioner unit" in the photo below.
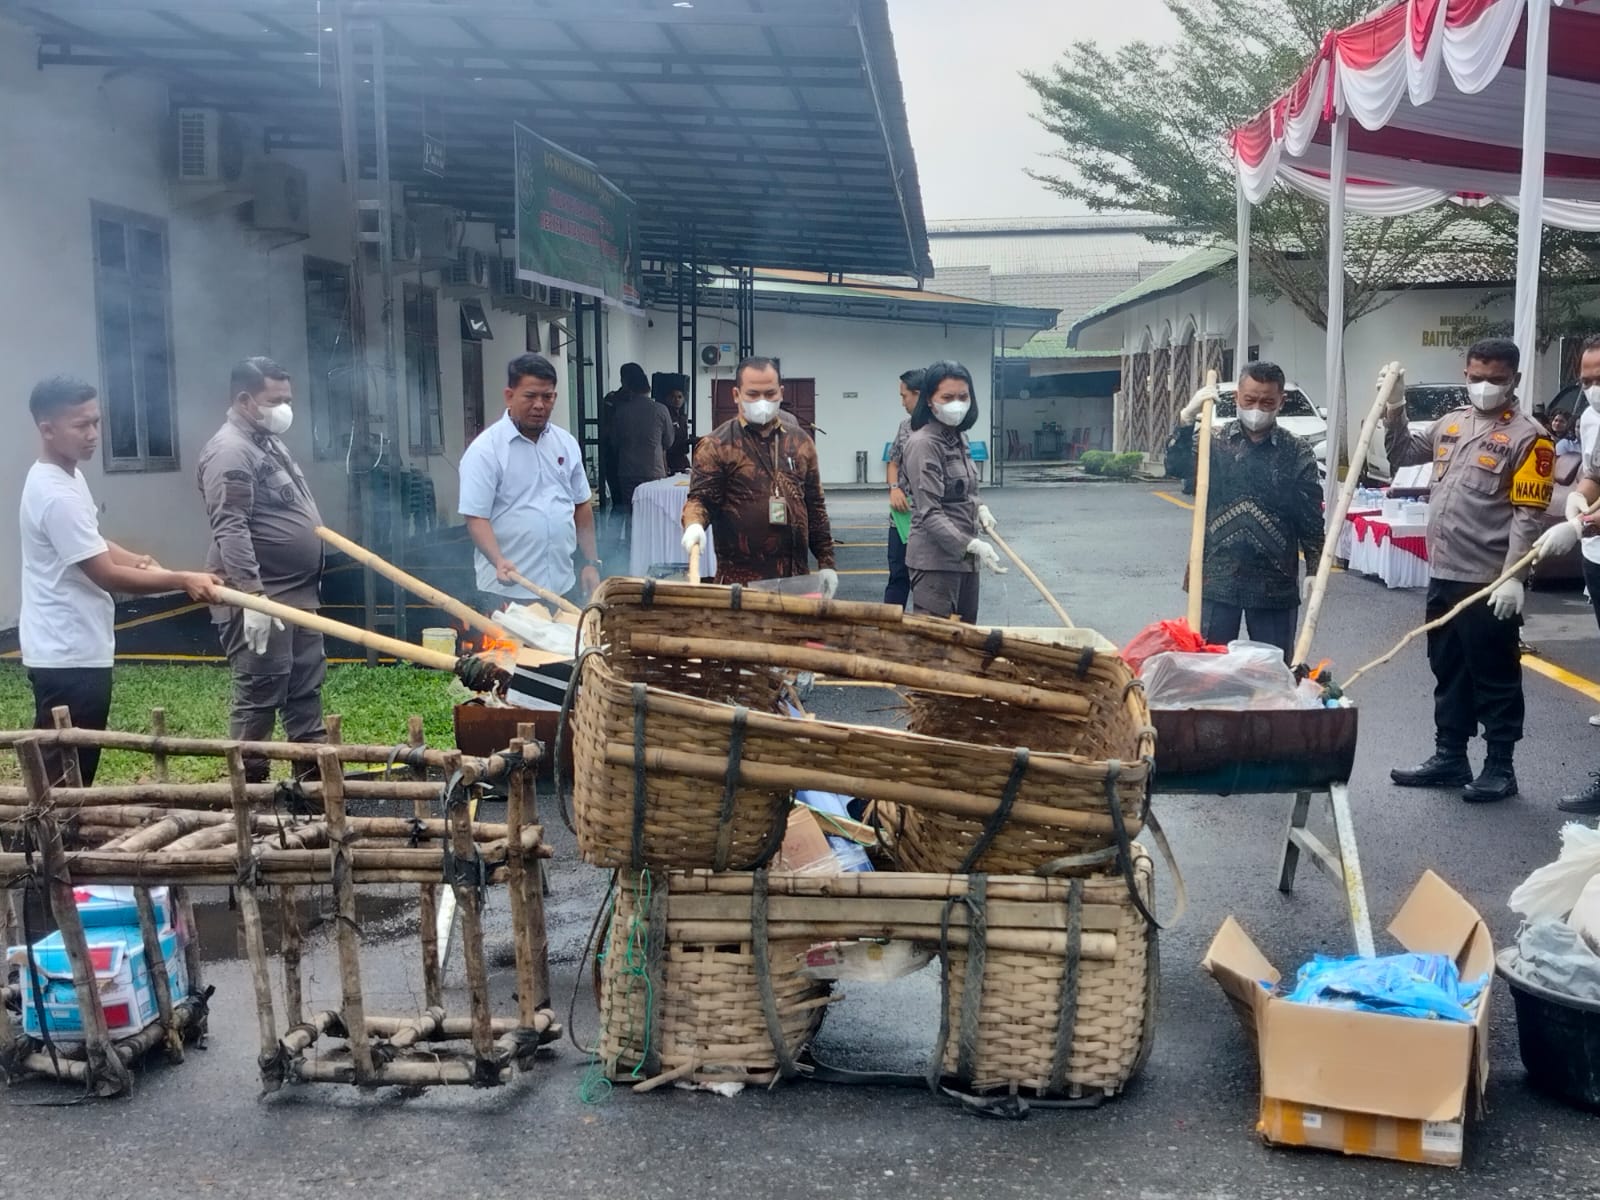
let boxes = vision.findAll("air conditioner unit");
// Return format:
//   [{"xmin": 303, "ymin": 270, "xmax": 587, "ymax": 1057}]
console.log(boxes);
[
  {"xmin": 173, "ymin": 106, "xmax": 248, "ymax": 184},
  {"xmin": 247, "ymin": 159, "xmax": 310, "ymax": 239},
  {"xmin": 411, "ymin": 204, "xmax": 464, "ymax": 269},
  {"xmin": 490, "ymin": 256, "xmax": 534, "ymax": 315},
  {"xmin": 442, "ymin": 247, "xmax": 489, "ymax": 298}
]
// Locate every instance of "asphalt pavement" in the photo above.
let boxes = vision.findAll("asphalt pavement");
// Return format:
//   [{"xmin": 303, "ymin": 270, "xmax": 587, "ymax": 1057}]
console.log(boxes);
[{"xmin": 9, "ymin": 481, "xmax": 1600, "ymax": 1198}]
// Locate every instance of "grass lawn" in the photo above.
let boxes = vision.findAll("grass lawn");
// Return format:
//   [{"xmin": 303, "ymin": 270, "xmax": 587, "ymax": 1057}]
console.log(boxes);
[{"xmin": 0, "ymin": 663, "xmax": 458, "ymax": 783}]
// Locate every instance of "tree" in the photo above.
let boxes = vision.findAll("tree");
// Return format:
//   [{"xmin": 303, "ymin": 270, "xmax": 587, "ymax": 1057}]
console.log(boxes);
[{"xmin": 1023, "ymin": 0, "xmax": 1499, "ymax": 330}]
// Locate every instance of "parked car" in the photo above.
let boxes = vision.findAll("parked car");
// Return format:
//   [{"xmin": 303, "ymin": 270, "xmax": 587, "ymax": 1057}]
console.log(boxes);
[{"xmin": 1211, "ymin": 382, "xmax": 1327, "ymax": 445}]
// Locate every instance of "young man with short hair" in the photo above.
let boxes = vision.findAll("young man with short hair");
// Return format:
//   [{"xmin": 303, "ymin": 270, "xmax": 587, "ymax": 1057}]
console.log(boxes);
[{"xmin": 21, "ymin": 377, "xmax": 219, "ymax": 785}]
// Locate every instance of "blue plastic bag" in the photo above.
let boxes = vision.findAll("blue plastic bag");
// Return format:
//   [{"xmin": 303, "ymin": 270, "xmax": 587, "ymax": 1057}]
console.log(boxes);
[{"xmin": 1283, "ymin": 952, "xmax": 1487, "ymax": 1023}]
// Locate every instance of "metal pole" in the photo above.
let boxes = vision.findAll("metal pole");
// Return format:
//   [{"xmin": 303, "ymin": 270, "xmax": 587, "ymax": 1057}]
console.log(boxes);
[
  {"xmin": 1513, "ymin": 0, "xmax": 1552, "ymax": 399},
  {"xmin": 1234, "ymin": 174, "xmax": 1251, "ymax": 382},
  {"xmin": 1322, "ymin": 111, "xmax": 1349, "ymax": 524},
  {"xmin": 372, "ymin": 18, "xmax": 407, "ymax": 643}
]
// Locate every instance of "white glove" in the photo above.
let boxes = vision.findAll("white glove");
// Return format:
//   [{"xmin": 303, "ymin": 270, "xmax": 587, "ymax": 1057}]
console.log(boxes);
[
  {"xmin": 681, "ymin": 523, "xmax": 707, "ymax": 555},
  {"xmin": 1566, "ymin": 490, "xmax": 1590, "ymax": 524},
  {"xmin": 1301, "ymin": 574, "xmax": 1317, "ymax": 603},
  {"xmin": 1533, "ymin": 520, "xmax": 1581, "ymax": 562},
  {"xmin": 966, "ymin": 538, "xmax": 1007, "ymax": 573},
  {"xmin": 1381, "ymin": 365, "xmax": 1407, "ymax": 408},
  {"xmin": 817, "ymin": 568, "xmax": 839, "ymax": 600},
  {"xmin": 242, "ymin": 608, "xmax": 284, "ymax": 656},
  {"xmin": 977, "ymin": 504, "xmax": 998, "ymax": 534},
  {"xmin": 1487, "ymin": 578, "xmax": 1525, "ymax": 621},
  {"xmin": 1180, "ymin": 386, "xmax": 1217, "ymax": 426}
]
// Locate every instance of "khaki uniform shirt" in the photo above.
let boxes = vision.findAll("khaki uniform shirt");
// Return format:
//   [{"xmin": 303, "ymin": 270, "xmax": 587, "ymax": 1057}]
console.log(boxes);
[
  {"xmin": 902, "ymin": 423, "xmax": 979, "ymax": 573},
  {"xmin": 1385, "ymin": 403, "xmax": 1554, "ymax": 583}
]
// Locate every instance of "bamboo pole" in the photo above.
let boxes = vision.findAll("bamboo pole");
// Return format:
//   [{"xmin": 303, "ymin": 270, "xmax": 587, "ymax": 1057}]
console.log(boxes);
[
  {"xmin": 290, "ymin": 1057, "xmax": 508, "ymax": 1087},
  {"xmin": 505, "ymin": 737, "xmax": 542, "ymax": 1020},
  {"xmin": 150, "ymin": 707, "xmax": 169, "ymax": 780},
  {"xmin": 600, "ymin": 743, "xmax": 1138, "ymax": 836},
  {"xmin": 665, "ymin": 921, "xmax": 1115, "ymax": 957},
  {"xmin": 0, "ymin": 726, "xmax": 489, "ymax": 773},
  {"xmin": 133, "ymin": 887, "xmax": 182, "ymax": 1062},
  {"xmin": 627, "ymin": 634, "xmax": 1092, "ymax": 716},
  {"xmin": 1186, "ymin": 368, "xmax": 1219, "ymax": 630},
  {"xmin": 1293, "ymin": 361, "xmax": 1400, "ymax": 666},
  {"xmin": 687, "ymin": 542, "xmax": 702, "ymax": 585},
  {"xmin": 672, "ymin": 871, "xmax": 1112, "ymax": 902},
  {"xmin": 989, "ymin": 530, "xmax": 1073, "ymax": 627},
  {"xmin": 506, "ymin": 568, "xmax": 583, "ymax": 616},
  {"xmin": 409, "ymin": 717, "xmax": 442, "ymax": 1011},
  {"xmin": 0, "ymin": 779, "xmax": 452, "ymax": 808},
  {"xmin": 446, "ymin": 754, "xmax": 497, "ymax": 1075},
  {"xmin": 228, "ymin": 746, "xmax": 279, "ymax": 1085},
  {"xmin": 0, "ymin": 859, "xmax": 529, "ymax": 888},
  {"xmin": 320, "ymin": 746, "xmax": 373, "ymax": 1084},
  {"xmin": 51, "ymin": 706, "xmax": 83, "ymax": 788},
  {"xmin": 18, "ymin": 739, "xmax": 132, "ymax": 1097},
  {"xmin": 364, "ymin": 1012, "xmax": 553, "ymax": 1038},
  {"xmin": 517, "ymin": 724, "xmax": 552, "ymax": 996},
  {"xmin": 600, "ymin": 579, "xmax": 909, "ymax": 626},
  {"xmin": 0, "ymin": 839, "xmax": 539, "ymax": 875},
  {"xmin": 317, "ymin": 525, "xmax": 516, "ymax": 644}
]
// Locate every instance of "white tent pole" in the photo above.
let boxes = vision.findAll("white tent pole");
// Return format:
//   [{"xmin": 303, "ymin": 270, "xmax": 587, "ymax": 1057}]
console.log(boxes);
[
  {"xmin": 1235, "ymin": 174, "xmax": 1251, "ymax": 381},
  {"xmin": 1513, "ymin": 0, "xmax": 1552, "ymax": 398},
  {"xmin": 1323, "ymin": 111, "xmax": 1349, "ymax": 523}
]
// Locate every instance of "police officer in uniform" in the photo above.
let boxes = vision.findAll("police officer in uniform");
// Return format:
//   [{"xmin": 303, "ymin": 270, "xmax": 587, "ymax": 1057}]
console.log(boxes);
[{"xmin": 1386, "ymin": 338, "xmax": 1557, "ymax": 803}]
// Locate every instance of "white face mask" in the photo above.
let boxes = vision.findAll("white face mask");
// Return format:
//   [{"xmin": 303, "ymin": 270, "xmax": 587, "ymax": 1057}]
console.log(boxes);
[
  {"xmin": 739, "ymin": 398, "xmax": 780, "ymax": 426},
  {"xmin": 1467, "ymin": 380, "xmax": 1508, "ymax": 412},
  {"xmin": 934, "ymin": 399, "xmax": 971, "ymax": 427},
  {"xmin": 260, "ymin": 403, "xmax": 293, "ymax": 435},
  {"xmin": 1585, "ymin": 384, "xmax": 1600, "ymax": 413},
  {"xmin": 1237, "ymin": 407, "xmax": 1276, "ymax": 433}
]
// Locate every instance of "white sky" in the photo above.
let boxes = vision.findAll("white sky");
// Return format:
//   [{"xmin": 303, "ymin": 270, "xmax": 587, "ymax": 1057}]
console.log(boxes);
[{"xmin": 886, "ymin": 0, "xmax": 1181, "ymax": 221}]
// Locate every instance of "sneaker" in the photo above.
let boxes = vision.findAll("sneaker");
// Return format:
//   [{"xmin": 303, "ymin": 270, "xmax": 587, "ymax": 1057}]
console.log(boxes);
[{"xmin": 1589, "ymin": 714, "xmax": 1600, "ymax": 728}]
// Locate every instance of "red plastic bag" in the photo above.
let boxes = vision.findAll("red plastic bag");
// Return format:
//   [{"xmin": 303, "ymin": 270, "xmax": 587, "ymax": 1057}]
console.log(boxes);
[{"xmin": 1122, "ymin": 618, "xmax": 1226, "ymax": 674}]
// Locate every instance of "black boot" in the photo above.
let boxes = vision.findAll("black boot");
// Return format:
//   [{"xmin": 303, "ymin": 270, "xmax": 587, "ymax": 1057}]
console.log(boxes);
[
  {"xmin": 1463, "ymin": 743, "xmax": 1518, "ymax": 804},
  {"xmin": 1391, "ymin": 744, "xmax": 1472, "ymax": 788},
  {"xmin": 1558, "ymin": 773, "xmax": 1600, "ymax": 815}
]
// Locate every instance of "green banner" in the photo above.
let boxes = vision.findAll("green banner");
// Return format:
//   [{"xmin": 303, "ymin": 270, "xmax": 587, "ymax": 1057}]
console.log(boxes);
[{"xmin": 514, "ymin": 123, "xmax": 641, "ymax": 311}]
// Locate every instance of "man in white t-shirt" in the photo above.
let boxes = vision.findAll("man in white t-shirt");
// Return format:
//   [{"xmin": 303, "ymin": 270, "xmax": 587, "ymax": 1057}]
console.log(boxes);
[
  {"xmin": 20, "ymin": 377, "xmax": 220, "ymax": 784},
  {"xmin": 458, "ymin": 353, "xmax": 600, "ymax": 612}
]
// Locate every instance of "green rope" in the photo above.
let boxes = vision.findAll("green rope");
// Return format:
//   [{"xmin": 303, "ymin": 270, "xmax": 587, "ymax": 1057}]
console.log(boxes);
[{"xmin": 579, "ymin": 871, "xmax": 656, "ymax": 1104}]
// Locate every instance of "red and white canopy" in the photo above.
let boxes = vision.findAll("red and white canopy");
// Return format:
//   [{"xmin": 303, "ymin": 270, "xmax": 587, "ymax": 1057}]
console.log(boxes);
[{"xmin": 1231, "ymin": 0, "xmax": 1600, "ymax": 228}]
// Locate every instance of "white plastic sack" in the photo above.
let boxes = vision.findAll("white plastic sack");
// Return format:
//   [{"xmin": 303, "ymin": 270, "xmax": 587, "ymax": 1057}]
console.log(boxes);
[
  {"xmin": 1509, "ymin": 822, "xmax": 1600, "ymax": 921},
  {"xmin": 1510, "ymin": 920, "xmax": 1600, "ymax": 1004},
  {"xmin": 1140, "ymin": 641, "xmax": 1321, "ymax": 711}
]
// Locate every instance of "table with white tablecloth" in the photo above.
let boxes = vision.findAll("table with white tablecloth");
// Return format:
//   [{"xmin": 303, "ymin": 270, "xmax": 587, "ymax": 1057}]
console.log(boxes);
[
  {"xmin": 1336, "ymin": 509, "xmax": 1429, "ymax": 589},
  {"xmin": 628, "ymin": 473, "xmax": 717, "ymax": 578}
]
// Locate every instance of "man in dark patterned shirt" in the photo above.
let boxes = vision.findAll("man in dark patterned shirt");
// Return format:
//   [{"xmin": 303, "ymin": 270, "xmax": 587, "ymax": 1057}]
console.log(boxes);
[
  {"xmin": 1165, "ymin": 361, "xmax": 1324, "ymax": 661},
  {"xmin": 682, "ymin": 357, "xmax": 837, "ymax": 592}
]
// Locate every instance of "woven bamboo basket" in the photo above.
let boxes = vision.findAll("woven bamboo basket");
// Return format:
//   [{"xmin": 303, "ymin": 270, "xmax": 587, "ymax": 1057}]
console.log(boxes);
[
  {"xmin": 594, "ymin": 858, "xmax": 1156, "ymax": 1099},
  {"xmin": 568, "ymin": 580, "xmax": 1154, "ymax": 873},
  {"xmin": 939, "ymin": 845, "xmax": 1155, "ymax": 1097},
  {"xmin": 596, "ymin": 870, "xmax": 832, "ymax": 1086}
]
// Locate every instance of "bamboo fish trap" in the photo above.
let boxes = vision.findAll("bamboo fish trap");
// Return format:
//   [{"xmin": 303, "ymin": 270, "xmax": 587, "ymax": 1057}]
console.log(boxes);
[
  {"xmin": 596, "ymin": 849, "xmax": 1156, "ymax": 1100},
  {"xmin": 567, "ymin": 579, "xmax": 1155, "ymax": 875}
]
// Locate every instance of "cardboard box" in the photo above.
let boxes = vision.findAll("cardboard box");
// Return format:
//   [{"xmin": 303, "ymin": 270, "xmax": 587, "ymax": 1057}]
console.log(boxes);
[
  {"xmin": 1201, "ymin": 871, "xmax": 1492, "ymax": 1168},
  {"xmin": 7, "ymin": 923, "xmax": 188, "ymax": 1042},
  {"xmin": 71, "ymin": 885, "xmax": 175, "ymax": 933},
  {"xmin": 775, "ymin": 806, "xmax": 841, "ymax": 876}
]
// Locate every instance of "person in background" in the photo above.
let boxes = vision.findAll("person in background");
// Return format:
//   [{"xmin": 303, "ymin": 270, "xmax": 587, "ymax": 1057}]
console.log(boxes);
[
  {"xmin": 1545, "ymin": 338, "xmax": 1600, "ymax": 808},
  {"xmin": 1166, "ymin": 362, "xmax": 1323, "ymax": 662},
  {"xmin": 1387, "ymin": 339, "xmax": 1559, "ymax": 803},
  {"xmin": 682, "ymin": 356, "xmax": 837, "ymax": 592},
  {"xmin": 459, "ymin": 353, "xmax": 600, "ymax": 615},
  {"xmin": 21, "ymin": 377, "xmax": 219, "ymax": 786},
  {"xmin": 610, "ymin": 362, "xmax": 674, "ymax": 509},
  {"xmin": 1552, "ymin": 408, "xmax": 1581, "ymax": 456},
  {"xmin": 901, "ymin": 361, "xmax": 1004, "ymax": 624},
  {"xmin": 655, "ymin": 373, "xmax": 692, "ymax": 473},
  {"xmin": 884, "ymin": 367, "xmax": 924, "ymax": 608},
  {"xmin": 197, "ymin": 357, "xmax": 326, "ymax": 784}
]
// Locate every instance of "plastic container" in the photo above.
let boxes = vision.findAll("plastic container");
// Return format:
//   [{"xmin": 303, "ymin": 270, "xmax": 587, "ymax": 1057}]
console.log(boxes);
[
  {"xmin": 421, "ymin": 627, "xmax": 457, "ymax": 657},
  {"xmin": 1498, "ymin": 948, "xmax": 1600, "ymax": 1110}
]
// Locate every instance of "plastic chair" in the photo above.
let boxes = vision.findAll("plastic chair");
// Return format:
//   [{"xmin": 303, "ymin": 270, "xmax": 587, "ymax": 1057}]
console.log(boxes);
[{"xmin": 1006, "ymin": 429, "xmax": 1031, "ymax": 460}]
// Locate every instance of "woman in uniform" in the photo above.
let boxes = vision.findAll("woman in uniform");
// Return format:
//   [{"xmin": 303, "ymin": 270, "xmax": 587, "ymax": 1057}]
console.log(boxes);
[{"xmin": 900, "ymin": 361, "xmax": 1004, "ymax": 624}]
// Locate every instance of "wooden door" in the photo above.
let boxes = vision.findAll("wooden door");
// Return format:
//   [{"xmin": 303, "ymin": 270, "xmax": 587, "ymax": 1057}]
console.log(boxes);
[{"xmin": 711, "ymin": 377, "xmax": 817, "ymax": 437}]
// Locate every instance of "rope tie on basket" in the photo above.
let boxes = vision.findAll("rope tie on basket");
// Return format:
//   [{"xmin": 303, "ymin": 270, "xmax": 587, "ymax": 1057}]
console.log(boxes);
[
  {"xmin": 1047, "ymin": 879, "xmax": 1084, "ymax": 1095},
  {"xmin": 554, "ymin": 646, "xmax": 606, "ymax": 836},
  {"xmin": 382, "ymin": 743, "xmax": 428, "ymax": 781},
  {"xmin": 640, "ymin": 578, "xmax": 655, "ymax": 606},
  {"xmin": 927, "ymin": 874, "xmax": 988, "ymax": 1095},
  {"xmin": 439, "ymin": 770, "xmax": 490, "ymax": 899},
  {"xmin": 1101, "ymin": 762, "xmax": 1156, "ymax": 930},
  {"xmin": 980, "ymin": 628, "xmax": 1005, "ymax": 667},
  {"xmin": 729, "ymin": 584, "xmax": 744, "ymax": 611},
  {"xmin": 1074, "ymin": 646, "xmax": 1095, "ymax": 680},
  {"xmin": 712, "ymin": 706, "xmax": 750, "ymax": 872},
  {"xmin": 956, "ymin": 748, "xmax": 1030, "ymax": 874},
  {"xmin": 274, "ymin": 778, "xmax": 313, "ymax": 818},
  {"xmin": 629, "ymin": 683, "xmax": 650, "ymax": 870},
  {"xmin": 642, "ymin": 873, "xmax": 669, "ymax": 1080},
  {"xmin": 750, "ymin": 869, "xmax": 802, "ymax": 1082}
]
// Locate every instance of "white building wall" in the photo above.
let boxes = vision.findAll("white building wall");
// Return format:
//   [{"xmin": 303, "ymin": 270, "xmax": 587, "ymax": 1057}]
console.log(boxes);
[{"xmin": 639, "ymin": 308, "xmax": 994, "ymax": 484}]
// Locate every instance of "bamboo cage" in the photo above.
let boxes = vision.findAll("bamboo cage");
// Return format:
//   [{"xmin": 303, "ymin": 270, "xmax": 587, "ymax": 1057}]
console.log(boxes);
[
  {"xmin": 0, "ymin": 710, "xmax": 558, "ymax": 1096},
  {"xmin": 595, "ymin": 850, "xmax": 1157, "ymax": 1101}
]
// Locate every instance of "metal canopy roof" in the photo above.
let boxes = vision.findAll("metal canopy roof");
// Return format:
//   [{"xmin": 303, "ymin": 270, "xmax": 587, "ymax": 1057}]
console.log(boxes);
[{"xmin": 1, "ymin": 0, "xmax": 932, "ymax": 278}]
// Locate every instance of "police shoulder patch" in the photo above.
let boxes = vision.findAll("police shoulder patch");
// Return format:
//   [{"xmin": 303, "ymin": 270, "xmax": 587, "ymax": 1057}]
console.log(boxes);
[{"xmin": 1510, "ymin": 436, "xmax": 1556, "ymax": 508}]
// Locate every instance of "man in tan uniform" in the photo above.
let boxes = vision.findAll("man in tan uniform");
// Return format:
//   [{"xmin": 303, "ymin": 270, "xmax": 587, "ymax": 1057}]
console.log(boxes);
[{"xmin": 1386, "ymin": 338, "xmax": 1555, "ymax": 803}]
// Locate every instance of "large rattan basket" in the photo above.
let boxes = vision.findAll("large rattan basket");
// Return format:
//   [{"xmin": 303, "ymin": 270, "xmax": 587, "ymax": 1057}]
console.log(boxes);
[{"xmin": 567, "ymin": 580, "xmax": 1155, "ymax": 874}]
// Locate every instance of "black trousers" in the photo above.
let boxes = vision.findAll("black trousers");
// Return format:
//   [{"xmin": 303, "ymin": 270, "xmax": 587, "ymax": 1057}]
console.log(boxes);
[
  {"xmin": 884, "ymin": 522, "xmax": 910, "ymax": 608},
  {"xmin": 28, "ymin": 666, "xmax": 114, "ymax": 786},
  {"xmin": 1200, "ymin": 600, "xmax": 1297, "ymax": 663},
  {"xmin": 1425, "ymin": 576, "xmax": 1523, "ymax": 748}
]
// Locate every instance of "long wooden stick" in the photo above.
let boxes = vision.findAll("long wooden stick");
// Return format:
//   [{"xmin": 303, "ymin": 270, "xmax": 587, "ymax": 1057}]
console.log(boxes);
[
  {"xmin": 627, "ymin": 633, "xmax": 1092, "ymax": 716},
  {"xmin": 321, "ymin": 746, "xmax": 373, "ymax": 1084},
  {"xmin": 317, "ymin": 525, "xmax": 513, "ymax": 643},
  {"xmin": 506, "ymin": 569, "xmax": 583, "ymax": 616},
  {"xmin": 1293, "ymin": 361, "xmax": 1400, "ymax": 666},
  {"xmin": 989, "ymin": 530, "xmax": 1072, "ymax": 627},
  {"xmin": 1186, "ymin": 368, "xmax": 1219, "ymax": 630},
  {"xmin": 227, "ymin": 746, "xmax": 278, "ymax": 1084},
  {"xmin": 687, "ymin": 542, "xmax": 702, "ymax": 585}
]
